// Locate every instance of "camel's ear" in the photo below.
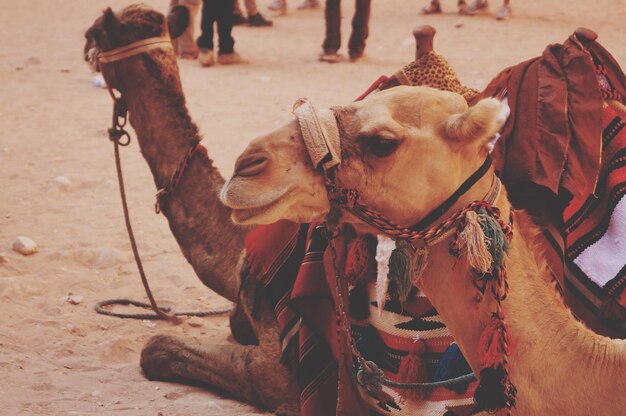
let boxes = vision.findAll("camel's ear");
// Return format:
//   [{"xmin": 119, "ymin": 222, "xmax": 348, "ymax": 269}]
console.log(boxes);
[
  {"xmin": 102, "ymin": 7, "xmax": 121, "ymax": 44},
  {"xmin": 443, "ymin": 98, "xmax": 502, "ymax": 149},
  {"xmin": 167, "ymin": 6, "xmax": 190, "ymax": 40}
]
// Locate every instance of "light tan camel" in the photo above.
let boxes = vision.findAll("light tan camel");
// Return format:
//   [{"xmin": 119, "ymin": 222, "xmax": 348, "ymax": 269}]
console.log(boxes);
[
  {"xmin": 86, "ymin": 5, "xmax": 625, "ymax": 415},
  {"xmin": 85, "ymin": 5, "xmax": 300, "ymax": 414},
  {"xmin": 222, "ymin": 86, "xmax": 626, "ymax": 415}
]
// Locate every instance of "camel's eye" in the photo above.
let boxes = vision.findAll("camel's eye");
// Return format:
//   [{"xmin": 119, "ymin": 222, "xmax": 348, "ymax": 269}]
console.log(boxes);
[{"xmin": 362, "ymin": 137, "xmax": 400, "ymax": 158}]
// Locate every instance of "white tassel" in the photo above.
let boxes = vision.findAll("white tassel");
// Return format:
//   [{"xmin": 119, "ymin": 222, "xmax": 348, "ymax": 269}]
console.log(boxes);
[
  {"xmin": 375, "ymin": 235, "xmax": 396, "ymax": 315},
  {"xmin": 458, "ymin": 210, "xmax": 492, "ymax": 274}
]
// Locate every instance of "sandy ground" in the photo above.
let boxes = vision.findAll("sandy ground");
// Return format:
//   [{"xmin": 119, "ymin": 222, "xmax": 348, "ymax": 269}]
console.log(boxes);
[{"xmin": 1, "ymin": 0, "xmax": 625, "ymax": 414}]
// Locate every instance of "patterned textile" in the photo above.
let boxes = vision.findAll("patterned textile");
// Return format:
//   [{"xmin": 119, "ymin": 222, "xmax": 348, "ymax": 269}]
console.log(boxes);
[
  {"xmin": 245, "ymin": 222, "xmax": 478, "ymax": 415},
  {"xmin": 562, "ymin": 104, "xmax": 626, "ymax": 331},
  {"xmin": 474, "ymin": 33, "xmax": 626, "ymax": 337}
]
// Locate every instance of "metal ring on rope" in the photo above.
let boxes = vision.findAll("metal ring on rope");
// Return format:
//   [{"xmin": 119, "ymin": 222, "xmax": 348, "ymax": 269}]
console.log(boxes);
[{"xmin": 95, "ymin": 298, "xmax": 233, "ymax": 320}]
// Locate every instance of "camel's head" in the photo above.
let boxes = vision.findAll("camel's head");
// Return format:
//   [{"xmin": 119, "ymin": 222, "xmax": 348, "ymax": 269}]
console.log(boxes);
[
  {"xmin": 84, "ymin": 4, "xmax": 189, "ymax": 75},
  {"xmin": 222, "ymin": 86, "xmax": 504, "ymax": 228}
]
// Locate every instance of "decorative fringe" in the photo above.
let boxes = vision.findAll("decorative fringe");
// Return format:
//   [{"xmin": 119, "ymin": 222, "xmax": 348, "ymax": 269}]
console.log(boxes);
[
  {"xmin": 477, "ymin": 208, "xmax": 509, "ymax": 269},
  {"xmin": 375, "ymin": 235, "xmax": 396, "ymax": 314},
  {"xmin": 389, "ymin": 240, "xmax": 414, "ymax": 302},
  {"xmin": 396, "ymin": 339, "xmax": 428, "ymax": 401},
  {"xmin": 345, "ymin": 236, "xmax": 375, "ymax": 285},
  {"xmin": 457, "ymin": 210, "xmax": 492, "ymax": 274},
  {"xmin": 412, "ymin": 247, "xmax": 429, "ymax": 287},
  {"xmin": 474, "ymin": 365, "xmax": 517, "ymax": 412},
  {"xmin": 478, "ymin": 312, "xmax": 511, "ymax": 369}
]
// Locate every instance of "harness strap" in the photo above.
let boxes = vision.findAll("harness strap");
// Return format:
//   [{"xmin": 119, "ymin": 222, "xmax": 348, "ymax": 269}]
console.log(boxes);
[
  {"xmin": 293, "ymin": 98, "xmax": 342, "ymax": 171},
  {"xmin": 410, "ymin": 155, "xmax": 493, "ymax": 232},
  {"xmin": 98, "ymin": 35, "xmax": 172, "ymax": 64}
]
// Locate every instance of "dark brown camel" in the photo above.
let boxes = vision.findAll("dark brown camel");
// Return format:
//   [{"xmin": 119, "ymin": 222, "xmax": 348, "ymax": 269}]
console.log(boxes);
[{"xmin": 85, "ymin": 5, "xmax": 299, "ymax": 414}]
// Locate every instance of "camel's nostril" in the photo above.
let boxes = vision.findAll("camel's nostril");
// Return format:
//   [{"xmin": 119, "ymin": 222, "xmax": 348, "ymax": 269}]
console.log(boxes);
[{"xmin": 234, "ymin": 152, "xmax": 270, "ymax": 177}]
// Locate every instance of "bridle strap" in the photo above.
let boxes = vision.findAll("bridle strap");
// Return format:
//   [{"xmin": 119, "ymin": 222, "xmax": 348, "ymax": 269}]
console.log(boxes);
[
  {"xmin": 97, "ymin": 35, "xmax": 172, "ymax": 64},
  {"xmin": 410, "ymin": 155, "xmax": 493, "ymax": 232}
]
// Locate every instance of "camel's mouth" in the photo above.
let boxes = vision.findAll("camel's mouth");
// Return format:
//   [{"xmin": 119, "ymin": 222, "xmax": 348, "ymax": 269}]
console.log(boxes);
[{"xmin": 229, "ymin": 192, "xmax": 290, "ymax": 224}]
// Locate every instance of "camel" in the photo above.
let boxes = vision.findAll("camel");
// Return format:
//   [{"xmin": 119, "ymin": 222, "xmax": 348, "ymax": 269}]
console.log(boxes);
[
  {"xmin": 84, "ymin": 5, "xmax": 301, "ymax": 413},
  {"xmin": 85, "ymin": 4, "xmax": 625, "ymax": 415},
  {"xmin": 221, "ymin": 85, "xmax": 626, "ymax": 414}
]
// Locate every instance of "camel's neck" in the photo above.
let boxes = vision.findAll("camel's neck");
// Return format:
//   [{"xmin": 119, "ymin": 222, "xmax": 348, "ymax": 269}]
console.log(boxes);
[
  {"xmin": 109, "ymin": 54, "xmax": 247, "ymax": 301},
  {"xmin": 420, "ymin": 189, "xmax": 626, "ymax": 414},
  {"xmin": 499, "ymin": 229, "xmax": 626, "ymax": 414},
  {"xmin": 121, "ymin": 59, "xmax": 202, "ymax": 188}
]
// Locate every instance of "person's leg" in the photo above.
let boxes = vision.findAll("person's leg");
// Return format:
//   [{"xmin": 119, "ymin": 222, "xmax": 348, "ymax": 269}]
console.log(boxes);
[
  {"xmin": 245, "ymin": 0, "xmax": 273, "ymax": 26},
  {"xmin": 233, "ymin": 0, "xmax": 247, "ymax": 25},
  {"xmin": 244, "ymin": 0, "xmax": 258, "ymax": 15},
  {"xmin": 347, "ymin": 0, "xmax": 370, "ymax": 60},
  {"xmin": 215, "ymin": 0, "xmax": 235, "ymax": 54},
  {"xmin": 197, "ymin": 0, "xmax": 216, "ymax": 51},
  {"xmin": 322, "ymin": 0, "xmax": 341, "ymax": 54},
  {"xmin": 171, "ymin": 0, "xmax": 201, "ymax": 58}
]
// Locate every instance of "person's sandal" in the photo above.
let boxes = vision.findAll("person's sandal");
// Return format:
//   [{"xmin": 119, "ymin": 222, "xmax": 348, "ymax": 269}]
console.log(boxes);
[
  {"xmin": 232, "ymin": 13, "xmax": 246, "ymax": 25},
  {"xmin": 495, "ymin": 4, "xmax": 511, "ymax": 20},
  {"xmin": 461, "ymin": 0, "xmax": 489, "ymax": 14},
  {"xmin": 318, "ymin": 51, "xmax": 341, "ymax": 63},
  {"xmin": 198, "ymin": 49, "xmax": 215, "ymax": 67},
  {"xmin": 218, "ymin": 52, "xmax": 249, "ymax": 65},
  {"xmin": 420, "ymin": 2, "xmax": 442, "ymax": 14},
  {"xmin": 297, "ymin": 0, "xmax": 320, "ymax": 9},
  {"xmin": 247, "ymin": 13, "xmax": 273, "ymax": 27}
]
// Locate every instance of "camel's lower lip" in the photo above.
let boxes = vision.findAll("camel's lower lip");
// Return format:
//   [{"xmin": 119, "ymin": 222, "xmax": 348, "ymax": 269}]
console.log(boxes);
[{"xmin": 230, "ymin": 194, "xmax": 287, "ymax": 224}]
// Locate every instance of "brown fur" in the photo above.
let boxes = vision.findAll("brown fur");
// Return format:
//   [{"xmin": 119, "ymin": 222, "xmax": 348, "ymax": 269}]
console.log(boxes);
[{"xmin": 85, "ymin": 6, "xmax": 299, "ymax": 414}]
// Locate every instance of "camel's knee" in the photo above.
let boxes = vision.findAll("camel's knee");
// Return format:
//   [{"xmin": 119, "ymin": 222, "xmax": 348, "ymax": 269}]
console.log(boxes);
[{"xmin": 140, "ymin": 334, "xmax": 180, "ymax": 381}]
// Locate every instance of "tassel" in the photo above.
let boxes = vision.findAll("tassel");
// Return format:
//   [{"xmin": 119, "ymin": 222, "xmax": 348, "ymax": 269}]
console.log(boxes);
[
  {"xmin": 389, "ymin": 240, "xmax": 414, "ymax": 302},
  {"xmin": 375, "ymin": 235, "xmax": 396, "ymax": 314},
  {"xmin": 474, "ymin": 365, "xmax": 517, "ymax": 412},
  {"xmin": 478, "ymin": 312, "xmax": 511, "ymax": 369},
  {"xmin": 396, "ymin": 338, "xmax": 428, "ymax": 401},
  {"xmin": 457, "ymin": 210, "xmax": 492, "ymax": 274},
  {"xmin": 412, "ymin": 247, "xmax": 429, "ymax": 287},
  {"xmin": 345, "ymin": 235, "xmax": 375, "ymax": 285},
  {"xmin": 477, "ymin": 208, "xmax": 509, "ymax": 269}
]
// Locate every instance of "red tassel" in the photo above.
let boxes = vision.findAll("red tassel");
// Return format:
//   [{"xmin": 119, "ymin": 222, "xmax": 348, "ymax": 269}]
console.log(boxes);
[
  {"xmin": 396, "ymin": 339, "xmax": 428, "ymax": 401},
  {"xmin": 478, "ymin": 312, "xmax": 511, "ymax": 369},
  {"xmin": 345, "ymin": 236, "xmax": 374, "ymax": 285}
]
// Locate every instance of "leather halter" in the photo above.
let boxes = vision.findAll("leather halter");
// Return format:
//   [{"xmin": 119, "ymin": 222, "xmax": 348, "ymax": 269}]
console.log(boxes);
[
  {"xmin": 97, "ymin": 35, "xmax": 172, "ymax": 64},
  {"xmin": 293, "ymin": 98, "xmax": 497, "ymax": 238}
]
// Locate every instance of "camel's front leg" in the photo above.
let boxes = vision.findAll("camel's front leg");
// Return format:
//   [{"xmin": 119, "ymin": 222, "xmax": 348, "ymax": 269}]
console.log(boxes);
[{"xmin": 141, "ymin": 334, "xmax": 300, "ymax": 415}]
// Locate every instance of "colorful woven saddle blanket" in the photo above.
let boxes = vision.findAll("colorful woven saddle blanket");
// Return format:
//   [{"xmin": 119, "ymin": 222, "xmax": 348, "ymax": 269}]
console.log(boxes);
[
  {"xmin": 244, "ymin": 221, "xmax": 479, "ymax": 416},
  {"xmin": 473, "ymin": 33, "xmax": 626, "ymax": 337}
]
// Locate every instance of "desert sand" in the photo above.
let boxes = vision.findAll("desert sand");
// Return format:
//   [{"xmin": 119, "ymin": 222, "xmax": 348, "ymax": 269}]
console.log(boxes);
[{"xmin": 1, "ymin": 0, "xmax": 625, "ymax": 414}]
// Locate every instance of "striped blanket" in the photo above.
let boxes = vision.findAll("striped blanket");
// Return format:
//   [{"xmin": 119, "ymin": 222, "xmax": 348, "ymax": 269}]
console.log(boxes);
[
  {"xmin": 245, "ymin": 221, "xmax": 479, "ymax": 416},
  {"xmin": 562, "ymin": 103, "xmax": 626, "ymax": 332},
  {"xmin": 477, "ymin": 33, "xmax": 626, "ymax": 337}
]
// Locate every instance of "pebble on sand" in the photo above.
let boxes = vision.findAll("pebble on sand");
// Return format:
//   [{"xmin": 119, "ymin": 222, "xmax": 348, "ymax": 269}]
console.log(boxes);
[
  {"xmin": 186, "ymin": 316, "xmax": 204, "ymax": 328},
  {"xmin": 0, "ymin": 253, "xmax": 8, "ymax": 263},
  {"xmin": 62, "ymin": 294, "xmax": 83, "ymax": 305},
  {"xmin": 48, "ymin": 175, "xmax": 72, "ymax": 192},
  {"xmin": 12, "ymin": 236, "xmax": 38, "ymax": 255}
]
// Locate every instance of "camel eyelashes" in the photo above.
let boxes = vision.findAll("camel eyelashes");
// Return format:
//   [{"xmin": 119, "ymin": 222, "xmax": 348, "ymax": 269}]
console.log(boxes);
[{"xmin": 360, "ymin": 136, "xmax": 400, "ymax": 158}]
